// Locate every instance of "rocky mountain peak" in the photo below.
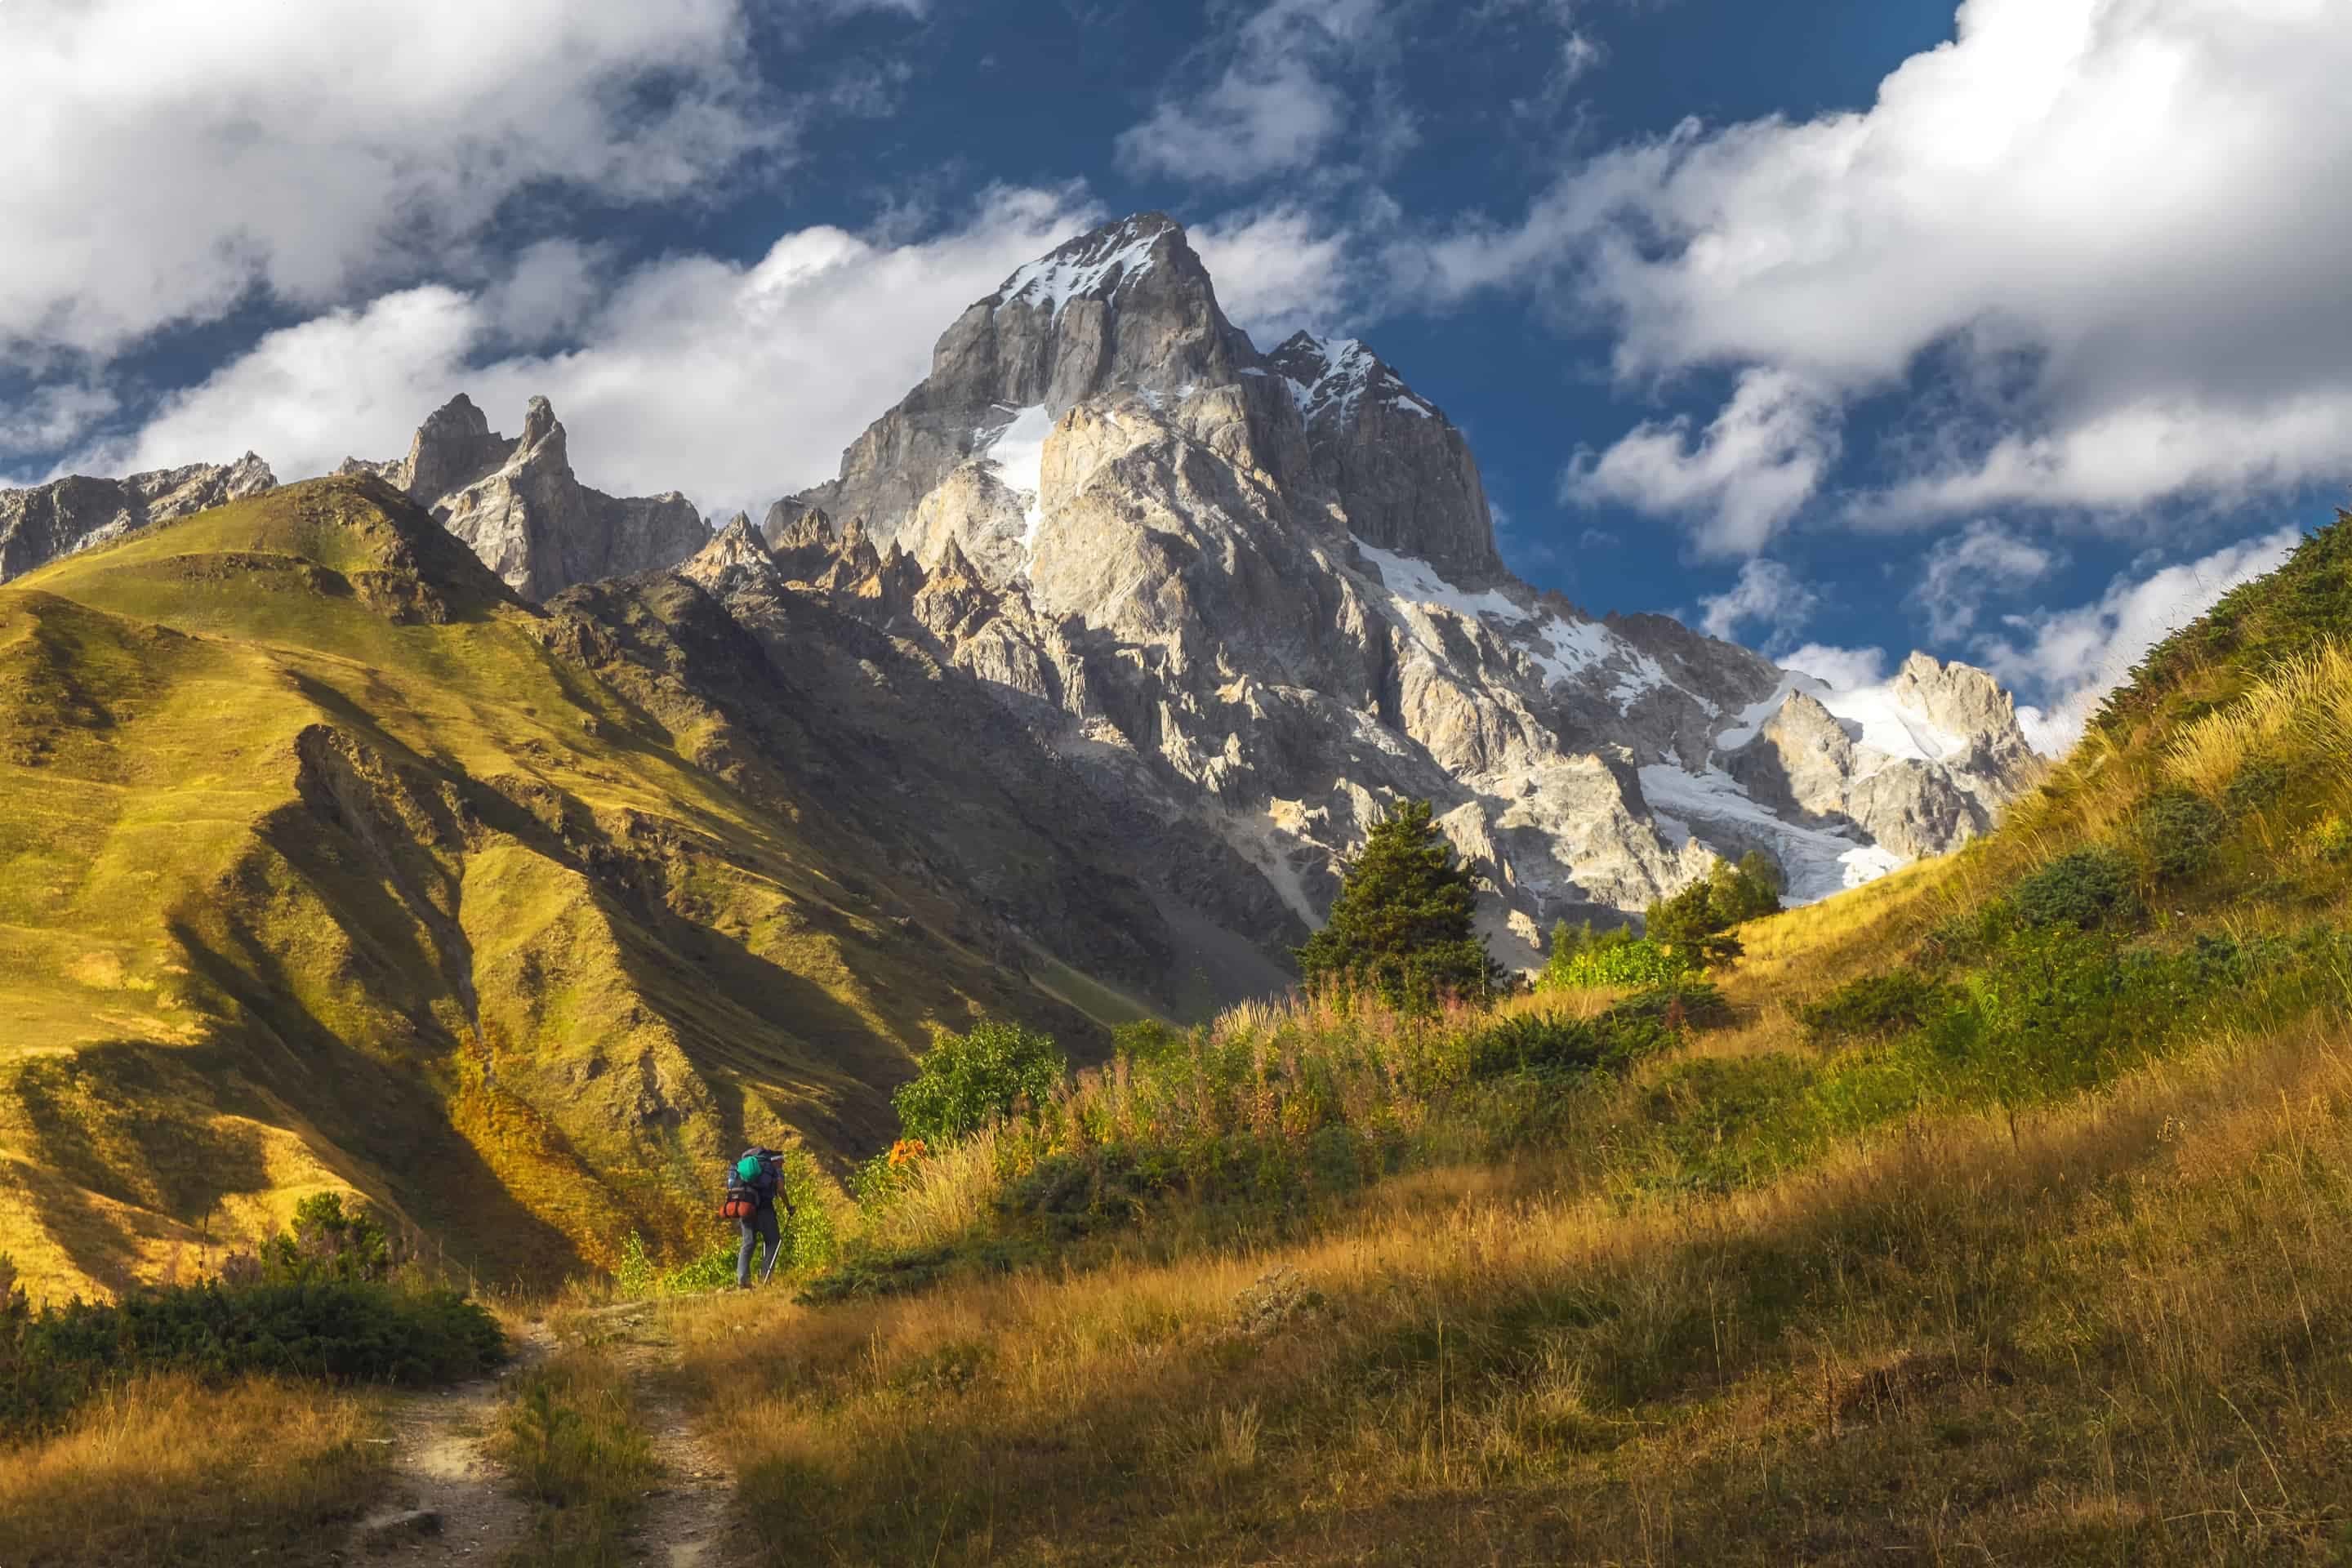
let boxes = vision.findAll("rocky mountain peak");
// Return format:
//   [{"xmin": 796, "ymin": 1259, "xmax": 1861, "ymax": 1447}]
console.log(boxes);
[
  {"xmin": 988, "ymin": 212, "xmax": 1191, "ymax": 320},
  {"xmin": 680, "ymin": 511, "xmax": 779, "ymax": 595},
  {"xmin": 384, "ymin": 393, "xmax": 510, "ymax": 502},
  {"xmin": 1267, "ymin": 333, "xmax": 1437, "ymax": 429},
  {"xmin": 349, "ymin": 396, "xmax": 707, "ymax": 601},
  {"xmin": 715, "ymin": 210, "xmax": 2043, "ymax": 970},
  {"xmin": 789, "ymin": 212, "xmax": 1272, "ymax": 555},
  {"xmin": 1266, "ymin": 330, "xmax": 1504, "ymax": 586},
  {"xmin": 0, "ymin": 452, "xmax": 278, "ymax": 582},
  {"xmin": 1891, "ymin": 652, "xmax": 2039, "ymax": 782},
  {"xmin": 519, "ymin": 394, "xmax": 561, "ymax": 452}
]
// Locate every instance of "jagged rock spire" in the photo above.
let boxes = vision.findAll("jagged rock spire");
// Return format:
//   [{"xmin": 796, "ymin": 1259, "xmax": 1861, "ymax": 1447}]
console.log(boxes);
[{"xmin": 348, "ymin": 396, "xmax": 706, "ymax": 601}]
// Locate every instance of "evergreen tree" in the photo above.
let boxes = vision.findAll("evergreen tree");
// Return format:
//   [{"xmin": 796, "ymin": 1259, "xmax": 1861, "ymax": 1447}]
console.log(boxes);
[
  {"xmin": 1297, "ymin": 800, "xmax": 1502, "ymax": 1012},
  {"xmin": 1643, "ymin": 851, "xmax": 1784, "ymax": 969}
]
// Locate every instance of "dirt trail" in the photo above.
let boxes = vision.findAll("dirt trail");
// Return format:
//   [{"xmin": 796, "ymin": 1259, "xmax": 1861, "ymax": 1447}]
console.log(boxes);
[
  {"xmin": 352, "ymin": 1323, "xmax": 551, "ymax": 1561},
  {"xmin": 568, "ymin": 1300, "xmax": 737, "ymax": 1566},
  {"xmin": 350, "ymin": 1304, "xmax": 737, "ymax": 1565},
  {"xmin": 626, "ymin": 1343, "xmax": 737, "ymax": 1567}
]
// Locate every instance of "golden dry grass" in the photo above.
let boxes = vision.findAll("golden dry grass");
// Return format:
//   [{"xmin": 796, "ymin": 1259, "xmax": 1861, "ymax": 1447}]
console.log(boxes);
[
  {"xmin": 490, "ymin": 1343, "xmax": 658, "ymax": 1568},
  {"xmin": 0, "ymin": 1374, "xmax": 387, "ymax": 1566},
  {"xmin": 2167, "ymin": 640, "xmax": 2352, "ymax": 795},
  {"xmin": 661, "ymin": 1000, "xmax": 2352, "ymax": 1566}
]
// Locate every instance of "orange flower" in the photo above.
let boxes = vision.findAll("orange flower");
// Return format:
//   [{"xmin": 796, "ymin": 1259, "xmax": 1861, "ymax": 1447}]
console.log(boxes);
[{"xmin": 888, "ymin": 1138, "xmax": 930, "ymax": 1169}]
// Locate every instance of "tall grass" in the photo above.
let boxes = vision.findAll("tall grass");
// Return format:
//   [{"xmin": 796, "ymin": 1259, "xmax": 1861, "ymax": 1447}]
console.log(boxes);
[
  {"xmin": 817, "ymin": 987, "xmax": 1674, "ymax": 1290},
  {"xmin": 2167, "ymin": 639, "xmax": 2352, "ymax": 794},
  {"xmin": 0, "ymin": 1374, "xmax": 387, "ymax": 1566},
  {"xmin": 669, "ymin": 1002, "xmax": 2352, "ymax": 1565},
  {"xmin": 491, "ymin": 1347, "xmax": 658, "ymax": 1568}
]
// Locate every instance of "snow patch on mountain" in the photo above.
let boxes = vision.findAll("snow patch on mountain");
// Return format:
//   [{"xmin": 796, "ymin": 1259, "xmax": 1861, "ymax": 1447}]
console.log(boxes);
[
  {"xmin": 998, "ymin": 219, "xmax": 1173, "ymax": 319},
  {"xmin": 1354, "ymin": 538, "xmax": 1526, "ymax": 622},
  {"xmin": 1720, "ymin": 670, "xmax": 1970, "ymax": 764},
  {"xmin": 1355, "ymin": 537, "xmax": 1679, "ymax": 709},
  {"xmin": 1277, "ymin": 336, "xmax": 1437, "ymax": 427},
  {"xmin": 1637, "ymin": 764, "xmax": 1907, "ymax": 903},
  {"xmin": 977, "ymin": 403, "xmax": 1054, "ymax": 551}
]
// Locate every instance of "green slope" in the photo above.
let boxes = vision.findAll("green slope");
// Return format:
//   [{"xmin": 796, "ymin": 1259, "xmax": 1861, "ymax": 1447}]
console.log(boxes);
[{"xmin": 0, "ymin": 477, "xmax": 1102, "ymax": 1298}]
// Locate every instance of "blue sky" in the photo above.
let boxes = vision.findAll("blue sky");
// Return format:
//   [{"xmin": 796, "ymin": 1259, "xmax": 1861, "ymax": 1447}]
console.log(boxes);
[{"xmin": 3, "ymin": 0, "xmax": 2347, "ymax": 748}]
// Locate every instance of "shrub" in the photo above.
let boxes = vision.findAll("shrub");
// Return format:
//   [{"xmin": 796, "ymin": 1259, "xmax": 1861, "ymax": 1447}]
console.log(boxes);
[
  {"xmin": 2130, "ymin": 790, "xmax": 2227, "ymax": 881},
  {"xmin": 233, "ymin": 1192, "xmax": 396, "ymax": 1285},
  {"xmin": 2224, "ymin": 755, "xmax": 2290, "ymax": 816},
  {"xmin": 2013, "ymin": 848, "xmax": 2141, "ymax": 931},
  {"xmin": 2309, "ymin": 815, "xmax": 2352, "ymax": 864},
  {"xmin": 894, "ymin": 1019, "xmax": 1068, "ymax": 1144},
  {"xmin": 1642, "ymin": 853, "xmax": 1780, "ymax": 970},
  {"xmin": 1, "ymin": 1278, "xmax": 502, "ymax": 1437},
  {"xmin": 1541, "ymin": 933, "xmax": 1693, "ymax": 991},
  {"xmin": 1468, "ymin": 1014, "xmax": 1618, "ymax": 1078},
  {"xmin": 1609, "ymin": 978, "xmax": 1735, "ymax": 1031},
  {"xmin": 1469, "ymin": 986, "xmax": 1711, "ymax": 1078},
  {"xmin": 1798, "ymin": 970, "xmax": 1961, "ymax": 1041}
]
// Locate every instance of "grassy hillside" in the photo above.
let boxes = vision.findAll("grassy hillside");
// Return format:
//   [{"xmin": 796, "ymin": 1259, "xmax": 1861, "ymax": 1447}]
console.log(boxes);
[{"xmin": 0, "ymin": 477, "xmax": 1107, "ymax": 1300}]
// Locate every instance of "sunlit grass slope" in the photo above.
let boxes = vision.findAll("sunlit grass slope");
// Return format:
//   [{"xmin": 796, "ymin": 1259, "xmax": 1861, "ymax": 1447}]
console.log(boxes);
[
  {"xmin": 651, "ymin": 510, "xmax": 2352, "ymax": 1565},
  {"xmin": 0, "ymin": 477, "xmax": 1095, "ymax": 1300}
]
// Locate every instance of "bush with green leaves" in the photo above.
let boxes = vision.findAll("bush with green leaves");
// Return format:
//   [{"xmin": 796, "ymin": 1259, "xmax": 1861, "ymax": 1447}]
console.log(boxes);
[
  {"xmin": 1, "ymin": 1272, "xmax": 501, "ymax": 1437},
  {"xmin": 2130, "ymin": 790, "xmax": 2228, "ymax": 881},
  {"xmin": 1538, "ymin": 922, "xmax": 1695, "ymax": 991},
  {"xmin": 2224, "ymin": 756, "xmax": 2290, "ymax": 817},
  {"xmin": 893, "ymin": 1019, "xmax": 1070, "ymax": 1144},
  {"xmin": 239, "ymin": 1192, "xmax": 397, "ymax": 1285},
  {"xmin": 2013, "ymin": 848, "xmax": 2141, "ymax": 931},
  {"xmin": 1296, "ymin": 799, "xmax": 1503, "ymax": 1012},
  {"xmin": 1798, "ymin": 969, "xmax": 1962, "ymax": 1041}
]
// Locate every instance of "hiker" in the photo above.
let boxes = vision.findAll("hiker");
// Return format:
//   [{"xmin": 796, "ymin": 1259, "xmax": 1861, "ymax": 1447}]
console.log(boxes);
[{"xmin": 721, "ymin": 1146, "xmax": 795, "ymax": 1288}]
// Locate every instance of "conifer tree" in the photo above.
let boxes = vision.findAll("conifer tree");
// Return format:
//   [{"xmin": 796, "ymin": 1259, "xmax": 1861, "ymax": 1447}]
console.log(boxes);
[{"xmin": 1297, "ymin": 800, "xmax": 1502, "ymax": 1011}]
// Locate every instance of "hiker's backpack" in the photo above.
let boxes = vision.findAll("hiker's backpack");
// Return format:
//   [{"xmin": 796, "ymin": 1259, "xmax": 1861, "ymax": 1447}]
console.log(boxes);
[{"xmin": 719, "ymin": 1147, "xmax": 786, "ymax": 1221}]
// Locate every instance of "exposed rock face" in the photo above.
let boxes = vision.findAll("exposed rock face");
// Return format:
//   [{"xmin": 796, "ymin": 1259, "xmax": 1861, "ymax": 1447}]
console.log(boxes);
[
  {"xmin": 738, "ymin": 214, "xmax": 2038, "ymax": 973},
  {"xmin": 1265, "ymin": 332, "xmax": 1502, "ymax": 585},
  {"xmin": 342, "ymin": 395, "xmax": 707, "ymax": 600},
  {"xmin": 0, "ymin": 454, "xmax": 275, "ymax": 582}
]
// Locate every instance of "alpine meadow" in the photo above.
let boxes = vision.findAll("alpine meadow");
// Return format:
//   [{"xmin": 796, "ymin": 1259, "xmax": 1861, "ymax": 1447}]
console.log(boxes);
[{"xmin": 7, "ymin": 1, "xmax": 2352, "ymax": 1563}]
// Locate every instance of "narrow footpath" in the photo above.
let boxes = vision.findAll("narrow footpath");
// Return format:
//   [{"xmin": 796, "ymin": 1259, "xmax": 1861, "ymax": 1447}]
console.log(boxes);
[
  {"xmin": 345, "ymin": 1304, "xmax": 737, "ymax": 1565},
  {"xmin": 349, "ymin": 1324, "xmax": 549, "ymax": 1561}
]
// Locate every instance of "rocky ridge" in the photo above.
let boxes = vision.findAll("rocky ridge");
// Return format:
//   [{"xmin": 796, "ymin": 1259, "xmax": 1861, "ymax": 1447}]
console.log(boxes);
[
  {"xmin": 341, "ymin": 394, "xmax": 708, "ymax": 601},
  {"xmin": 0, "ymin": 453, "xmax": 276, "ymax": 582},
  {"xmin": 727, "ymin": 214, "xmax": 2039, "ymax": 968}
]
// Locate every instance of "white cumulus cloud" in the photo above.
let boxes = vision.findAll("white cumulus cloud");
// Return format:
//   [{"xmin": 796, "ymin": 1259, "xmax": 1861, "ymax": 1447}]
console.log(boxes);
[
  {"xmin": 1911, "ymin": 519, "xmax": 2060, "ymax": 641},
  {"xmin": 1410, "ymin": 0, "xmax": 2352, "ymax": 546},
  {"xmin": 1117, "ymin": 0, "xmax": 1398, "ymax": 185},
  {"xmin": 1695, "ymin": 557, "xmax": 1821, "ymax": 645},
  {"xmin": 1192, "ymin": 205, "xmax": 1363, "ymax": 341},
  {"xmin": 1562, "ymin": 369, "xmax": 1838, "ymax": 556},
  {"xmin": 0, "ymin": 0, "xmax": 792, "ymax": 365}
]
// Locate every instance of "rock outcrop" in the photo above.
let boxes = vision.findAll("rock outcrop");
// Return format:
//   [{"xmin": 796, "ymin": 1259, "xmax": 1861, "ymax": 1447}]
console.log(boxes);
[
  {"xmin": 727, "ymin": 214, "xmax": 2041, "ymax": 972},
  {"xmin": 342, "ymin": 395, "xmax": 707, "ymax": 600},
  {"xmin": 0, "ymin": 454, "xmax": 275, "ymax": 582}
]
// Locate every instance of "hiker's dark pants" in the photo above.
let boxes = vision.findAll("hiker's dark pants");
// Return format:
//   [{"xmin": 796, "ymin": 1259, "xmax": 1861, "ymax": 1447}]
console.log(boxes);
[{"xmin": 737, "ymin": 1207, "xmax": 782, "ymax": 1286}]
